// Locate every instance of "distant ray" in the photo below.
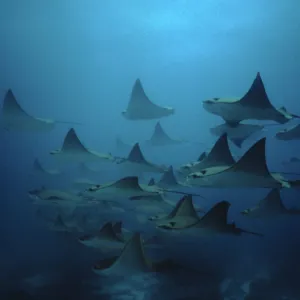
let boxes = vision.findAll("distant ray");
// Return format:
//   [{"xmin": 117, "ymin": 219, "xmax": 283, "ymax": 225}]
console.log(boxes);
[
  {"xmin": 154, "ymin": 194, "xmax": 202, "ymax": 229},
  {"xmin": 160, "ymin": 201, "xmax": 263, "ymax": 237},
  {"xmin": 78, "ymin": 222, "xmax": 125, "ymax": 250},
  {"xmin": 210, "ymin": 122, "xmax": 264, "ymax": 148},
  {"xmin": 92, "ymin": 233, "xmax": 177, "ymax": 277},
  {"xmin": 122, "ymin": 79, "xmax": 175, "ymax": 120},
  {"xmin": 85, "ymin": 176, "xmax": 162, "ymax": 201},
  {"xmin": 147, "ymin": 122, "xmax": 183, "ymax": 146},
  {"xmin": 2, "ymin": 89, "xmax": 56, "ymax": 132},
  {"xmin": 179, "ymin": 134, "xmax": 235, "ymax": 175},
  {"xmin": 276, "ymin": 124, "xmax": 300, "ymax": 141},
  {"xmin": 241, "ymin": 188, "xmax": 300, "ymax": 218},
  {"xmin": 2, "ymin": 89, "xmax": 82, "ymax": 132},
  {"xmin": 157, "ymin": 165, "xmax": 186, "ymax": 188},
  {"xmin": 187, "ymin": 138, "xmax": 290, "ymax": 188},
  {"xmin": 117, "ymin": 143, "xmax": 166, "ymax": 174},
  {"xmin": 50, "ymin": 128, "xmax": 115, "ymax": 163}
]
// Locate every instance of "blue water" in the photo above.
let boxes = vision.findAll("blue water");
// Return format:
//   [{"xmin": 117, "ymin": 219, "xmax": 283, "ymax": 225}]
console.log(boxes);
[{"xmin": 1, "ymin": 0, "xmax": 300, "ymax": 299}]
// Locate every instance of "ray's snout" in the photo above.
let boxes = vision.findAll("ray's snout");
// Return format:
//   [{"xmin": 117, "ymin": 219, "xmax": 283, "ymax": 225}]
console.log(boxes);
[{"xmin": 203, "ymin": 100, "xmax": 214, "ymax": 105}]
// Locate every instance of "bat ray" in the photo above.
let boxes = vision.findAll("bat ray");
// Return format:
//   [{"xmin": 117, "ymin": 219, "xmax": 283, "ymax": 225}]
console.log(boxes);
[
  {"xmin": 186, "ymin": 138, "xmax": 290, "ymax": 188},
  {"xmin": 85, "ymin": 176, "xmax": 163, "ymax": 201},
  {"xmin": 146, "ymin": 122, "xmax": 184, "ymax": 146},
  {"xmin": 150, "ymin": 194, "xmax": 205, "ymax": 228},
  {"xmin": 241, "ymin": 188, "xmax": 300, "ymax": 218},
  {"xmin": 210, "ymin": 121, "xmax": 264, "ymax": 148},
  {"xmin": 50, "ymin": 128, "xmax": 115, "ymax": 163},
  {"xmin": 179, "ymin": 134, "xmax": 235, "ymax": 176},
  {"xmin": 122, "ymin": 79, "xmax": 175, "ymax": 120},
  {"xmin": 78, "ymin": 222, "xmax": 126, "ymax": 250},
  {"xmin": 32, "ymin": 158, "xmax": 61, "ymax": 175},
  {"xmin": 92, "ymin": 232, "xmax": 180, "ymax": 277},
  {"xmin": 28, "ymin": 186, "xmax": 94, "ymax": 209},
  {"xmin": 203, "ymin": 72, "xmax": 295, "ymax": 124},
  {"xmin": 1, "ymin": 89, "xmax": 81, "ymax": 132},
  {"xmin": 79, "ymin": 222, "xmax": 162, "ymax": 251},
  {"xmin": 117, "ymin": 143, "xmax": 167, "ymax": 174},
  {"xmin": 113, "ymin": 222, "xmax": 163, "ymax": 249},
  {"xmin": 276, "ymin": 124, "xmax": 300, "ymax": 140},
  {"xmin": 156, "ymin": 166, "xmax": 186, "ymax": 188},
  {"xmin": 159, "ymin": 201, "xmax": 263, "ymax": 237}
]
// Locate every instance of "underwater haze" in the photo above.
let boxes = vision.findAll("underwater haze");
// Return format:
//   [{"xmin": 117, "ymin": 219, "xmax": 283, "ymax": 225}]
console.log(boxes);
[{"xmin": 1, "ymin": 0, "xmax": 300, "ymax": 299}]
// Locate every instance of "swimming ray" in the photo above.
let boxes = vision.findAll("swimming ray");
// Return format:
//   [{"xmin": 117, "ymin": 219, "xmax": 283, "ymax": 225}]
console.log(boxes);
[
  {"xmin": 117, "ymin": 143, "xmax": 167, "ymax": 174},
  {"xmin": 186, "ymin": 138, "xmax": 290, "ymax": 188},
  {"xmin": 147, "ymin": 122, "xmax": 183, "ymax": 146},
  {"xmin": 194, "ymin": 201, "xmax": 230, "ymax": 230},
  {"xmin": 122, "ymin": 79, "xmax": 175, "ymax": 120},
  {"xmin": 241, "ymin": 189, "xmax": 300, "ymax": 218},
  {"xmin": 203, "ymin": 72, "xmax": 294, "ymax": 124},
  {"xmin": 93, "ymin": 233, "xmax": 152, "ymax": 276},
  {"xmin": 85, "ymin": 176, "xmax": 162, "ymax": 201},
  {"xmin": 151, "ymin": 194, "xmax": 203, "ymax": 229},
  {"xmin": 28, "ymin": 186, "xmax": 92, "ymax": 209},
  {"xmin": 157, "ymin": 166, "xmax": 181, "ymax": 188},
  {"xmin": 159, "ymin": 201, "xmax": 263, "ymax": 236},
  {"xmin": 2, "ymin": 89, "xmax": 56, "ymax": 132},
  {"xmin": 92, "ymin": 233, "xmax": 176, "ymax": 277},
  {"xmin": 210, "ymin": 122, "xmax": 264, "ymax": 148},
  {"xmin": 276, "ymin": 124, "xmax": 300, "ymax": 140},
  {"xmin": 78, "ymin": 222, "xmax": 125, "ymax": 250},
  {"xmin": 179, "ymin": 134, "xmax": 235, "ymax": 175},
  {"xmin": 2, "ymin": 89, "xmax": 82, "ymax": 131},
  {"xmin": 50, "ymin": 128, "xmax": 115, "ymax": 163}
]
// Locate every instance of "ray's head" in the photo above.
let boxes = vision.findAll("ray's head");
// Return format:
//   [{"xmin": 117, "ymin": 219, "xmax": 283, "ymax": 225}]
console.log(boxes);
[
  {"xmin": 179, "ymin": 163, "xmax": 193, "ymax": 174},
  {"xmin": 50, "ymin": 149, "xmax": 60, "ymax": 155},
  {"xmin": 187, "ymin": 172, "xmax": 205, "ymax": 182},
  {"xmin": 157, "ymin": 221, "xmax": 177, "ymax": 230},
  {"xmin": 121, "ymin": 110, "xmax": 128, "ymax": 118},
  {"xmin": 27, "ymin": 188, "xmax": 42, "ymax": 201},
  {"xmin": 148, "ymin": 214, "xmax": 162, "ymax": 221},
  {"xmin": 241, "ymin": 208, "xmax": 251, "ymax": 216},
  {"xmin": 78, "ymin": 234, "xmax": 94, "ymax": 245},
  {"xmin": 202, "ymin": 97, "xmax": 221, "ymax": 113},
  {"xmin": 86, "ymin": 184, "xmax": 101, "ymax": 192}
]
